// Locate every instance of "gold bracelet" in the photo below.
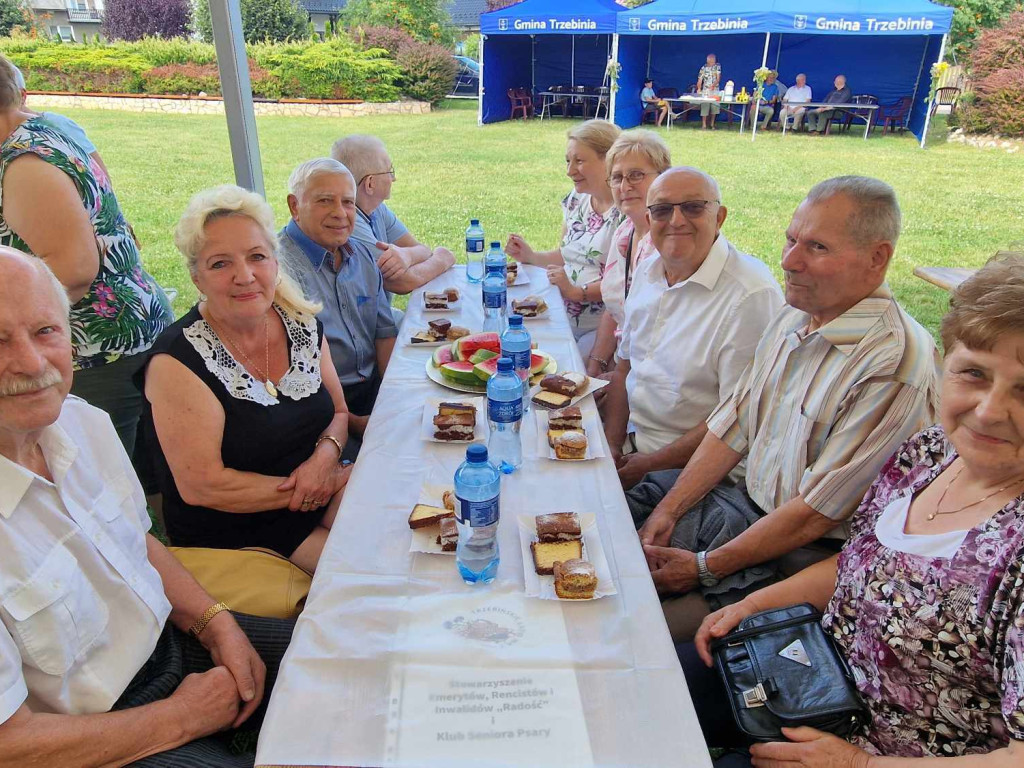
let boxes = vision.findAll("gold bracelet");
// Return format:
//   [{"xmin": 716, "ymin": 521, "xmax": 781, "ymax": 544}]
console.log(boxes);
[
  {"xmin": 189, "ymin": 602, "xmax": 229, "ymax": 639},
  {"xmin": 316, "ymin": 434, "xmax": 343, "ymax": 460}
]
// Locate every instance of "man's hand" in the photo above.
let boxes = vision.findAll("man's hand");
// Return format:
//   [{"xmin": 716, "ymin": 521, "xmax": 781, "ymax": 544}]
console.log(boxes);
[
  {"xmin": 200, "ymin": 612, "xmax": 267, "ymax": 728},
  {"xmin": 616, "ymin": 452, "xmax": 650, "ymax": 490},
  {"xmin": 375, "ymin": 242, "xmax": 411, "ymax": 282},
  {"xmin": 168, "ymin": 666, "xmax": 242, "ymax": 740},
  {"xmin": 750, "ymin": 727, "xmax": 872, "ymax": 768},
  {"xmin": 643, "ymin": 545, "xmax": 698, "ymax": 595},
  {"xmin": 638, "ymin": 505, "xmax": 677, "ymax": 547}
]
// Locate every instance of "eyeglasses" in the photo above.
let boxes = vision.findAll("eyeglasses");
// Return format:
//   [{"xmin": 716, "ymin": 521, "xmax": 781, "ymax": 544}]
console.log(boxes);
[
  {"xmin": 647, "ymin": 199, "xmax": 719, "ymax": 221},
  {"xmin": 608, "ymin": 170, "xmax": 658, "ymax": 187},
  {"xmin": 359, "ymin": 167, "xmax": 396, "ymax": 185}
]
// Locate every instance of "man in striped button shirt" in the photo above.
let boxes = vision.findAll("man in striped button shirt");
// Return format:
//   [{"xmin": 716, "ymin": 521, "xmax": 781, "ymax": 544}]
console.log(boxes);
[{"xmin": 628, "ymin": 176, "xmax": 940, "ymax": 642}]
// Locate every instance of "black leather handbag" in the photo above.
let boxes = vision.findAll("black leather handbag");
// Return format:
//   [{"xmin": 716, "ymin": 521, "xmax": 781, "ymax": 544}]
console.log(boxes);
[{"xmin": 710, "ymin": 603, "xmax": 866, "ymax": 743}]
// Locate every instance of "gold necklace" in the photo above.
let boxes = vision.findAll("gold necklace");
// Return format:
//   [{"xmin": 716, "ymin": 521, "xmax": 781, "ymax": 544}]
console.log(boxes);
[
  {"xmin": 928, "ymin": 462, "xmax": 1024, "ymax": 520},
  {"xmin": 208, "ymin": 313, "xmax": 278, "ymax": 398}
]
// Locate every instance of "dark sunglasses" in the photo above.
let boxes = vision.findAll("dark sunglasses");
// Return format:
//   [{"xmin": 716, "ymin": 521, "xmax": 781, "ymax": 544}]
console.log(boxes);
[{"xmin": 647, "ymin": 199, "xmax": 719, "ymax": 221}]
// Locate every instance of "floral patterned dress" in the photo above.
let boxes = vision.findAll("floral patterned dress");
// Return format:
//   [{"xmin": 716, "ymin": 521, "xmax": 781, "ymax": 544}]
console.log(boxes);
[
  {"xmin": 559, "ymin": 190, "xmax": 622, "ymax": 334},
  {"xmin": 600, "ymin": 217, "xmax": 658, "ymax": 330},
  {"xmin": 0, "ymin": 118, "xmax": 172, "ymax": 370},
  {"xmin": 824, "ymin": 425, "xmax": 1024, "ymax": 757}
]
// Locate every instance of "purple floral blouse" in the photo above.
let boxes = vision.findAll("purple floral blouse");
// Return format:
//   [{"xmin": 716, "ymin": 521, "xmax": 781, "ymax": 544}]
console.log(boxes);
[{"xmin": 824, "ymin": 425, "xmax": 1024, "ymax": 757}]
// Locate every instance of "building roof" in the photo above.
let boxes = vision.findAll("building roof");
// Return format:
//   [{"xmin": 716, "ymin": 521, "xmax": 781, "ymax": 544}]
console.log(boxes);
[
  {"xmin": 448, "ymin": 0, "xmax": 487, "ymax": 28},
  {"xmin": 299, "ymin": 0, "xmax": 348, "ymax": 13}
]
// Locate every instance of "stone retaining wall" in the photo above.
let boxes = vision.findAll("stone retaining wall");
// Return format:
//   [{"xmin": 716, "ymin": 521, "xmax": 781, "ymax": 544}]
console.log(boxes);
[{"xmin": 26, "ymin": 93, "xmax": 431, "ymax": 118}]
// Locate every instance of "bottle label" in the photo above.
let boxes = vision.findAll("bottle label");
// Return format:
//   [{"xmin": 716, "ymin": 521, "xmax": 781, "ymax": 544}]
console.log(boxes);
[
  {"xmin": 456, "ymin": 495, "xmax": 500, "ymax": 527},
  {"xmin": 488, "ymin": 396, "xmax": 523, "ymax": 423},
  {"xmin": 504, "ymin": 348, "xmax": 531, "ymax": 372},
  {"xmin": 483, "ymin": 289, "xmax": 506, "ymax": 309},
  {"xmin": 466, "ymin": 238, "xmax": 484, "ymax": 253}
]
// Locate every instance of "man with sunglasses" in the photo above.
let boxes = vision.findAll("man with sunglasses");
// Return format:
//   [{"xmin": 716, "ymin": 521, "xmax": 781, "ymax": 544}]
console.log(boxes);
[
  {"xmin": 331, "ymin": 134, "xmax": 454, "ymax": 323},
  {"xmin": 603, "ymin": 167, "xmax": 781, "ymax": 493},
  {"xmin": 626, "ymin": 175, "xmax": 939, "ymax": 642}
]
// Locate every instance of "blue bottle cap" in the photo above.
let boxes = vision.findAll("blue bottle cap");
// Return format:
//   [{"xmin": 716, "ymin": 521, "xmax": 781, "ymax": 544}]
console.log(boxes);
[
  {"xmin": 508, "ymin": 314, "xmax": 523, "ymax": 326},
  {"xmin": 497, "ymin": 357, "xmax": 514, "ymax": 372},
  {"xmin": 491, "ymin": 241, "xmax": 501, "ymax": 249},
  {"xmin": 471, "ymin": 219, "xmax": 479, "ymax": 225},
  {"xmin": 466, "ymin": 444, "xmax": 488, "ymax": 462}
]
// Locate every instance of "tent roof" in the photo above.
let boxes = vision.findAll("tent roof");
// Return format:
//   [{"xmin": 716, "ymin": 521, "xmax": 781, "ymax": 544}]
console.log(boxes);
[
  {"xmin": 617, "ymin": 0, "xmax": 953, "ymax": 35},
  {"xmin": 481, "ymin": 0, "xmax": 623, "ymax": 35}
]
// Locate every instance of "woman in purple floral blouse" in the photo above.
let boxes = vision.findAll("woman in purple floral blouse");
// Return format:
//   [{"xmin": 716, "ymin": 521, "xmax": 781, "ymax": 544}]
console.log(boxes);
[{"xmin": 683, "ymin": 254, "xmax": 1024, "ymax": 767}]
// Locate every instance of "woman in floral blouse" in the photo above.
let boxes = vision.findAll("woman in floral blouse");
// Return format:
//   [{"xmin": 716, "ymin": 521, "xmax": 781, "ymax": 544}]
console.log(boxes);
[
  {"xmin": 505, "ymin": 119, "xmax": 623, "ymax": 356},
  {"xmin": 0, "ymin": 56, "xmax": 172, "ymax": 455},
  {"xmin": 683, "ymin": 254, "xmax": 1024, "ymax": 767}
]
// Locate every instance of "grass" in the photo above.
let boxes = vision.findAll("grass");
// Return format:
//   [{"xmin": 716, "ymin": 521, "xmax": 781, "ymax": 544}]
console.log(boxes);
[{"xmin": 55, "ymin": 99, "xmax": 1024, "ymax": 337}]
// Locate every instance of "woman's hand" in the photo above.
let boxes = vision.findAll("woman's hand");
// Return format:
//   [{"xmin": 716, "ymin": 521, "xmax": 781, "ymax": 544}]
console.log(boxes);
[
  {"xmin": 278, "ymin": 446, "xmax": 342, "ymax": 512},
  {"xmin": 694, "ymin": 599, "xmax": 760, "ymax": 665},
  {"xmin": 750, "ymin": 727, "xmax": 872, "ymax": 768},
  {"xmin": 545, "ymin": 265, "xmax": 579, "ymax": 299},
  {"xmin": 505, "ymin": 234, "xmax": 535, "ymax": 265}
]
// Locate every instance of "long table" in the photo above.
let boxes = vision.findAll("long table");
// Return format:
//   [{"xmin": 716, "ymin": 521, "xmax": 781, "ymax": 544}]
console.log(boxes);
[
  {"xmin": 779, "ymin": 101, "xmax": 880, "ymax": 139},
  {"xmin": 255, "ymin": 265, "xmax": 710, "ymax": 768},
  {"xmin": 665, "ymin": 95, "xmax": 746, "ymax": 131}
]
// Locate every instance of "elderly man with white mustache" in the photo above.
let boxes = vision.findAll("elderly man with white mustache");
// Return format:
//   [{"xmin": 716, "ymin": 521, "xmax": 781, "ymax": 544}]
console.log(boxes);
[{"xmin": 0, "ymin": 247, "xmax": 292, "ymax": 767}]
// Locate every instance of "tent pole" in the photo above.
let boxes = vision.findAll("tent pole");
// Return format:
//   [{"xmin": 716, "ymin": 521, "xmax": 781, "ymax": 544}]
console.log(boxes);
[
  {"xmin": 646, "ymin": 35, "xmax": 652, "ymax": 78},
  {"xmin": 774, "ymin": 33, "xmax": 782, "ymax": 71},
  {"xmin": 919, "ymin": 33, "xmax": 947, "ymax": 148},
  {"xmin": 610, "ymin": 33, "xmax": 619, "ymax": 123},
  {"xmin": 209, "ymin": 0, "xmax": 263, "ymax": 195},
  {"xmin": 478, "ymin": 34, "xmax": 485, "ymax": 126},
  {"xmin": 571, "ymin": 36, "xmax": 576, "ymax": 88},
  {"xmin": 531, "ymin": 35, "xmax": 536, "ymax": 95},
  {"xmin": 752, "ymin": 31, "xmax": 770, "ymax": 142}
]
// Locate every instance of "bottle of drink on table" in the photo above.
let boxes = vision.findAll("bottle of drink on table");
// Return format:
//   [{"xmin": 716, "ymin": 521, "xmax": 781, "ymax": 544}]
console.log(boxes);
[
  {"xmin": 484, "ymin": 240, "xmax": 507, "ymax": 281},
  {"xmin": 486, "ymin": 357, "xmax": 523, "ymax": 474},
  {"xmin": 454, "ymin": 444, "xmax": 501, "ymax": 584},
  {"xmin": 500, "ymin": 313, "xmax": 532, "ymax": 414},
  {"xmin": 482, "ymin": 262, "xmax": 507, "ymax": 334},
  {"xmin": 466, "ymin": 219, "xmax": 485, "ymax": 283}
]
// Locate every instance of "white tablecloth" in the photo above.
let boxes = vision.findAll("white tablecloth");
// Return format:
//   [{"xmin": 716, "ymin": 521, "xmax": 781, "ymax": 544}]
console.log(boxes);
[{"xmin": 255, "ymin": 266, "xmax": 712, "ymax": 768}]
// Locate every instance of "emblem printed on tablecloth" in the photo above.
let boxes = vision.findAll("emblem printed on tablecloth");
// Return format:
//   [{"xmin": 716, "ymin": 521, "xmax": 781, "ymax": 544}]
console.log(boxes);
[{"xmin": 444, "ymin": 606, "xmax": 526, "ymax": 646}]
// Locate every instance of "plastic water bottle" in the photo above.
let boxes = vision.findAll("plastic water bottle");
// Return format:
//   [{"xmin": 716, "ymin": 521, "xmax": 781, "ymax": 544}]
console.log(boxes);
[
  {"xmin": 466, "ymin": 219, "xmax": 485, "ymax": 283},
  {"xmin": 482, "ymin": 262, "xmax": 507, "ymax": 334},
  {"xmin": 487, "ymin": 357, "xmax": 523, "ymax": 474},
  {"xmin": 501, "ymin": 314, "xmax": 532, "ymax": 414},
  {"xmin": 484, "ymin": 241, "xmax": 507, "ymax": 280},
  {"xmin": 454, "ymin": 444, "xmax": 501, "ymax": 584}
]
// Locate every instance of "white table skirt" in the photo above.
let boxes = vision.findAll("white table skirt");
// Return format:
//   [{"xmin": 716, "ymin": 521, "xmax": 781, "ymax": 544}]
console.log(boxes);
[{"xmin": 255, "ymin": 265, "xmax": 712, "ymax": 768}]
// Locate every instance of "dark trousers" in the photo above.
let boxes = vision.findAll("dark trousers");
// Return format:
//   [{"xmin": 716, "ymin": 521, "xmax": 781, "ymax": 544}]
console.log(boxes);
[
  {"xmin": 341, "ymin": 371, "xmax": 382, "ymax": 461},
  {"xmin": 113, "ymin": 612, "xmax": 294, "ymax": 767},
  {"xmin": 70, "ymin": 352, "xmax": 148, "ymax": 457},
  {"xmin": 677, "ymin": 642, "xmax": 753, "ymax": 767}
]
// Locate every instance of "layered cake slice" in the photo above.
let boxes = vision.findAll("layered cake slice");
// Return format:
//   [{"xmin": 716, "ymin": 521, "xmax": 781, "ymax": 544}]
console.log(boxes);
[
  {"xmin": 408, "ymin": 504, "xmax": 454, "ymax": 529},
  {"xmin": 532, "ymin": 390, "xmax": 572, "ymax": 409},
  {"xmin": 535, "ymin": 512, "xmax": 581, "ymax": 542},
  {"xmin": 436, "ymin": 517, "xmax": 459, "ymax": 552},
  {"xmin": 553, "ymin": 558, "xmax": 597, "ymax": 599},
  {"xmin": 531, "ymin": 539, "xmax": 583, "ymax": 575},
  {"xmin": 553, "ymin": 431, "xmax": 587, "ymax": 460}
]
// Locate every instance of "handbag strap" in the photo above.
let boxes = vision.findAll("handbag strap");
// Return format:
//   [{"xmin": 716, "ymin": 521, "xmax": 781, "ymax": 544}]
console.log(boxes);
[{"xmin": 623, "ymin": 229, "xmax": 636, "ymax": 296}]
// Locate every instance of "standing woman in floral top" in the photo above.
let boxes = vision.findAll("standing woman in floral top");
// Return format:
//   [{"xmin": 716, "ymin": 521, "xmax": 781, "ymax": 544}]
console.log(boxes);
[
  {"xmin": 0, "ymin": 56, "xmax": 172, "ymax": 454},
  {"xmin": 682, "ymin": 255, "xmax": 1024, "ymax": 767},
  {"xmin": 506, "ymin": 119, "xmax": 624, "ymax": 356}
]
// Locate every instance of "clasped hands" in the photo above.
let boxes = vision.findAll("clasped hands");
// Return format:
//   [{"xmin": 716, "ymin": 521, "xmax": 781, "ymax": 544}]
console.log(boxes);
[
  {"xmin": 278, "ymin": 449, "xmax": 352, "ymax": 511},
  {"xmin": 637, "ymin": 506, "xmax": 700, "ymax": 595}
]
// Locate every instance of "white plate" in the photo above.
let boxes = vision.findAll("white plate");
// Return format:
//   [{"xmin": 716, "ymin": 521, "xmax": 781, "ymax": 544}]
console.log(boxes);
[
  {"xmin": 407, "ymin": 334, "xmax": 449, "ymax": 348},
  {"xmin": 507, "ymin": 268, "xmax": 530, "ymax": 287},
  {"xmin": 409, "ymin": 484, "xmax": 456, "ymax": 556},
  {"xmin": 534, "ymin": 409, "xmax": 606, "ymax": 461},
  {"xmin": 425, "ymin": 350, "xmax": 557, "ymax": 394},
  {"xmin": 420, "ymin": 397, "xmax": 485, "ymax": 444},
  {"xmin": 516, "ymin": 514, "xmax": 617, "ymax": 601},
  {"xmin": 529, "ymin": 375, "xmax": 610, "ymax": 408}
]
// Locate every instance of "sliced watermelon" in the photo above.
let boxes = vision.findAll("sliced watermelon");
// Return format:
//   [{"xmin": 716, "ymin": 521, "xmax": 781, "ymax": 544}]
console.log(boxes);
[
  {"xmin": 473, "ymin": 357, "xmax": 500, "ymax": 382},
  {"xmin": 529, "ymin": 352, "xmax": 548, "ymax": 375},
  {"xmin": 454, "ymin": 332, "xmax": 501, "ymax": 361},
  {"xmin": 432, "ymin": 345, "xmax": 454, "ymax": 368},
  {"xmin": 469, "ymin": 348, "xmax": 499, "ymax": 365},
  {"xmin": 440, "ymin": 361, "xmax": 481, "ymax": 386}
]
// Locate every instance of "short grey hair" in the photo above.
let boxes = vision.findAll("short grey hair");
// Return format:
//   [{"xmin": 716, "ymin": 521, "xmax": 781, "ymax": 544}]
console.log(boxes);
[
  {"xmin": 287, "ymin": 157, "xmax": 355, "ymax": 199},
  {"xmin": 806, "ymin": 175, "xmax": 901, "ymax": 247},
  {"xmin": 650, "ymin": 166, "xmax": 723, "ymax": 206},
  {"xmin": 0, "ymin": 248, "xmax": 71, "ymax": 333},
  {"xmin": 330, "ymin": 135, "xmax": 388, "ymax": 186},
  {"xmin": 0, "ymin": 55, "xmax": 22, "ymax": 109}
]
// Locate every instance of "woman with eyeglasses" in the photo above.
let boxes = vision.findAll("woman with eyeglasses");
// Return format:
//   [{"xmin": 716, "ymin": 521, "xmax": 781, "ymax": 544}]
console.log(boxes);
[
  {"xmin": 505, "ymin": 119, "xmax": 624, "ymax": 355},
  {"xmin": 586, "ymin": 130, "xmax": 671, "ymax": 379}
]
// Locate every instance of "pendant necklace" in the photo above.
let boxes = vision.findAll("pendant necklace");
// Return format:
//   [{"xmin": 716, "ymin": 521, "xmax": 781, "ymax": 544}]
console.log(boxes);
[
  {"xmin": 210, "ymin": 314, "xmax": 278, "ymax": 398},
  {"xmin": 929, "ymin": 462, "xmax": 1024, "ymax": 520}
]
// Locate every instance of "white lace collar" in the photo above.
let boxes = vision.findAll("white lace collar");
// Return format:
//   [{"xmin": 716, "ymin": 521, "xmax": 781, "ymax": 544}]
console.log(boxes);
[{"xmin": 183, "ymin": 304, "xmax": 321, "ymax": 406}]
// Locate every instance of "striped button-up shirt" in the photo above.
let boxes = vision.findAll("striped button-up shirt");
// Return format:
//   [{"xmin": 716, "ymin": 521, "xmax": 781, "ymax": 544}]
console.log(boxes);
[{"xmin": 706, "ymin": 284, "xmax": 940, "ymax": 524}]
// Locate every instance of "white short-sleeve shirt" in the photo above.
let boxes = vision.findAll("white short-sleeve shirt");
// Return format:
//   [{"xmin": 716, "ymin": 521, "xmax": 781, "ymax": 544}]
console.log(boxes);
[
  {"xmin": 0, "ymin": 396, "xmax": 170, "ymax": 723},
  {"xmin": 619, "ymin": 235, "xmax": 783, "ymax": 456},
  {"xmin": 783, "ymin": 85, "xmax": 813, "ymax": 104}
]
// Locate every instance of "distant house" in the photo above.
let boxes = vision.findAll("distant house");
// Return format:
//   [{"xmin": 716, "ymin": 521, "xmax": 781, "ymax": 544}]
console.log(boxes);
[
  {"xmin": 27, "ymin": 0, "xmax": 104, "ymax": 42},
  {"xmin": 299, "ymin": 0, "xmax": 348, "ymax": 34},
  {"xmin": 448, "ymin": 0, "xmax": 486, "ymax": 31}
]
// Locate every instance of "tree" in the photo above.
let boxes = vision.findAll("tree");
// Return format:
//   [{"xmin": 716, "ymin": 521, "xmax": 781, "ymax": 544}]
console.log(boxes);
[
  {"xmin": 935, "ymin": 0, "xmax": 1023, "ymax": 60},
  {"xmin": 0, "ymin": 0, "xmax": 31, "ymax": 37},
  {"xmin": 342, "ymin": 0, "xmax": 454, "ymax": 46},
  {"xmin": 193, "ymin": 0, "xmax": 308, "ymax": 44},
  {"xmin": 102, "ymin": 0, "xmax": 189, "ymax": 41}
]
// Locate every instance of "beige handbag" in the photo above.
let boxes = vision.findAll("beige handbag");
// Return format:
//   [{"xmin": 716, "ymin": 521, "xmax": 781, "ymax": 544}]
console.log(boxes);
[{"xmin": 169, "ymin": 547, "xmax": 312, "ymax": 620}]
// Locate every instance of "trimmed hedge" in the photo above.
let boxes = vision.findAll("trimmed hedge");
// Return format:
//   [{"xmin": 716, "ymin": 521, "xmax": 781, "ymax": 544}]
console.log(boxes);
[
  {"xmin": 952, "ymin": 12, "xmax": 1024, "ymax": 137},
  {"xmin": 351, "ymin": 26, "xmax": 456, "ymax": 105}
]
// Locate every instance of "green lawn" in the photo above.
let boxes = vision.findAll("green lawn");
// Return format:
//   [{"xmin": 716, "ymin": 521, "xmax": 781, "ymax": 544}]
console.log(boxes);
[{"xmin": 55, "ymin": 99, "xmax": 1024, "ymax": 337}]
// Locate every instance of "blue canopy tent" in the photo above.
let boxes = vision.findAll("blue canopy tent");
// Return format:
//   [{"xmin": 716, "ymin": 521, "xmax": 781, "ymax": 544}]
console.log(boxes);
[
  {"xmin": 479, "ymin": 0, "xmax": 622, "ymax": 125},
  {"xmin": 614, "ymin": 0, "xmax": 952, "ymax": 143}
]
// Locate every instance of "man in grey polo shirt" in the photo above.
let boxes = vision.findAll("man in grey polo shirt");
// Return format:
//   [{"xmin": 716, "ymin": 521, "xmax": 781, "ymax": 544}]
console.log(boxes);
[
  {"xmin": 278, "ymin": 158, "xmax": 397, "ymax": 445},
  {"xmin": 331, "ymin": 134, "xmax": 454, "ymax": 324}
]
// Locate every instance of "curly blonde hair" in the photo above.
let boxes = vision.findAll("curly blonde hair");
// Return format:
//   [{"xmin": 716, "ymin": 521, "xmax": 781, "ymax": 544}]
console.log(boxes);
[
  {"xmin": 174, "ymin": 185, "xmax": 321, "ymax": 321},
  {"xmin": 940, "ymin": 251, "xmax": 1024, "ymax": 354}
]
